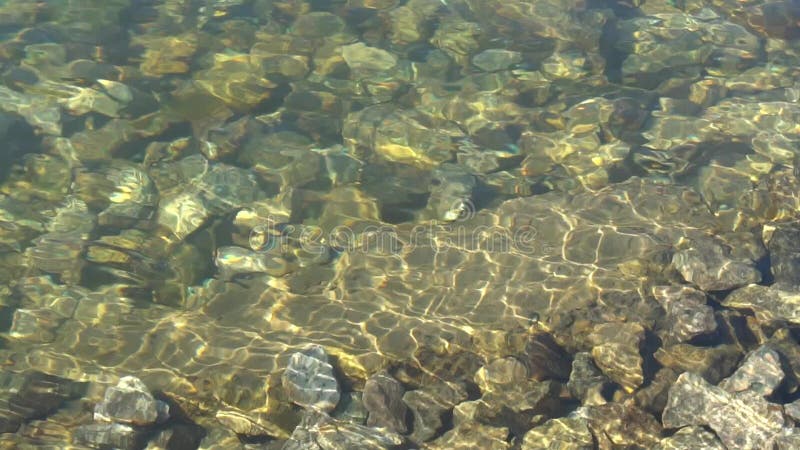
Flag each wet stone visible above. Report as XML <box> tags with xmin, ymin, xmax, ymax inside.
<box><xmin>281</xmin><ymin>409</ymin><xmax>403</xmax><ymax>450</ymax></box>
<box><xmin>0</xmin><ymin>371</ymin><xmax>85</xmax><ymax>434</ymax></box>
<box><xmin>652</xmin><ymin>285</ymin><xmax>717</xmax><ymax>344</ymax></box>
<box><xmin>73</xmin><ymin>423</ymin><xmax>151</xmax><ymax>450</ymax></box>
<box><xmin>472</xmin><ymin>49</ymin><xmax>522</xmax><ymax>72</ymax></box>
<box><xmin>574</xmin><ymin>402</ymin><xmax>662</xmax><ymax>448</ymax></box>
<box><xmin>766</xmin><ymin>221</ymin><xmax>800</xmax><ymax>289</ymax></box>
<box><xmin>402</xmin><ymin>381</ymin><xmax>467</xmax><ymax>444</ymax></box>
<box><xmin>214</xmin><ymin>246</ymin><xmax>293</xmax><ymax>279</ymax></box>
<box><xmin>341</xmin><ymin>43</ymin><xmax>398</xmax><ymax>75</ymax></box>
<box><xmin>785</xmin><ymin>398</ymin><xmax>800</xmax><ymax>422</ymax></box>
<box><xmin>292</xmin><ymin>12</ymin><xmax>347</xmax><ymax>39</ymax></box>
<box><xmin>719</xmin><ymin>344</ymin><xmax>784</xmax><ymax>398</ymax></box>
<box><xmin>723</xmin><ymin>284</ymin><xmax>800</xmax><ymax>327</ymax></box>
<box><xmin>653</xmin><ymin>425</ymin><xmax>725</xmax><ymax>450</ymax></box>
<box><xmin>672</xmin><ymin>237</ymin><xmax>762</xmax><ymax>291</ymax></box>
<box><xmin>521</xmin><ymin>417</ymin><xmax>593</xmax><ymax>450</ymax></box>
<box><xmin>331</xmin><ymin>391</ymin><xmax>368</xmax><ymax>425</ymax></box>
<box><xmin>362</xmin><ymin>371</ymin><xmax>408</xmax><ymax>434</ymax></box>
<box><xmin>282</xmin><ymin>345</ymin><xmax>341</xmax><ymax>412</ymax></box>
<box><xmin>654</xmin><ymin>343</ymin><xmax>742</xmax><ymax>385</ymax></box>
<box><xmin>589</xmin><ymin>322</ymin><xmax>645</xmax><ymax>392</ymax></box>
<box><xmin>425</xmin><ymin>420</ymin><xmax>509</xmax><ymax>450</ymax></box>
<box><xmin>426</xmin><ymin>163</ymin><xmax>476</xmax><ymax>222</ymax></box>
<box><xmin>662</xmin><ymin>372</ymin><xmax>790</xmax><ymax>449</ymax></box>
<box><xmin>475</xmin><ymin>357</ymin><xmax>529</xmax><ymax>392</ymax></box>
<box><xmin>567</xmin><ymin>352</ymin><xmax>610</xmax><ymax>406</ymax></box>
<box><xmin>94</xmin><ymin>376</ymin><xmax>169</xmax><ymax>426</ymax></box>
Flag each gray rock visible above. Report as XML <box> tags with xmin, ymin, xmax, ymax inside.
<box><xmin>574</xmin><ymin>402</ymin><xmax>662</xmax><ymax>448</ymax></box>
<box><xmin>767</xmin><ymin>222</ymin><xmax>800</xmax><ymax>289</ymax></box>
<box><xmin>426</xmin><ymin>163</ymin><xmax>476</xmax><ymax>222</ymax></box>
<box><xmin>785</xmin><ymin>398</ymin><xmax>800</xmax><ymax>423</ymax></box>
<box><xmin>362</xmin><ymin>371</ymin><xmax>408</xmax><ymax>434</ymax></box>
<box><xmin>654</xmin><ymin>344</ymin><xmax>742</xmax><ymax>385</ymax></box>
<box><xmin>672</xmin><ymin>238</ymin><xmax>761</xmax><ymax>291</ymax></box>
<box><xmin>521</xmin><ymin>417</ymin><xmax>593</xmax><ymax>450</ymax></box>
<box><xmin>341</xmin><ymin>43</ymin><xmax>398</xmax><ymax>74</ymax></box>
<box><xmin>425</xmin><ymin>420</ymin><xmax>509</xmax><ymax>450</ymax></box>
<box><xmin>588</xmin><ymin>322</ymin><xmax>645</xmax><ymax>392</ymax></box>
<box><xmin>281</xmin><ymin>410</ymin><xmax>403</xmax><ymax>450</ymax></box>
<box><xmin>663</xmin><ymin>372</ymin><xmax>790</xmax><ymax>449</ymax></box>
<box><xmin>331</xmin><ymin>391</ymin><xmax>368</xmax><ymax>425</ymax></box>
<box><xmin>403</xmin><ymin>381</ymin><xmax>467</xmax><ymax>443</ymax></box>
<box><xmin>0</xmin><ymin>371</ymin><xmax>85</xmax><ymax>433</ymax></box>
<box><xmin>653</xmin><ymin>285</ymin><xmax>717</xmax><ymax>343</ymax></box>
<box><xmin>282</xmin><ymin>345</ymin><xmax>341</xmax><ymax>412</ymax></box>
<box><xmin>653</xmin><ymin>426</ymin><xmax>725</xmax><ymax>450</ymax></box>
<box><xmin>94</xmin><ymin>376</ymin><xmax>169</xmax><ymax>426</ymax></box>
<box><xmin>723</xmin><ymin>284</ymin><xmax>800</xmax><ymax>326</ymax></box>
<box><xmin>472</xmin><ymin>49</ymin><xmax>522</xmax><ymax>72</ymax></box>
<box><xmin>775</xmin><ymin>429</ymin><xmax>800</xmax><ymax>450</ymax></box>
<box><xmin>73</xmin><ymin>423</ymin><xmax>151</xmax><ymax>450</ymax></box>
<box><xmin>567</xmin><ymin>352</ymin><xmax>610</xmax><ymax>406</ymax></box>
<box><xmin>474</xmin><ymin>357</ymin><xmax>529</xmax><ymax>392</ymax></box>
<box><xmin>719</xmin><ymin>345</ymin><xmax>784</xmax><ymax>397</ymax></box>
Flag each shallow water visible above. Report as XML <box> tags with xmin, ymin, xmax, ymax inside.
<box><xmin>1</xmin><ymin>0</ymin><xmax>800</xmax><ymax>448</ymax></box>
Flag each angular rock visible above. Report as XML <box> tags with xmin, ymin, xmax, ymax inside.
<box><xmin>767</xmin><ymin>222</ymin><xmax>800</xmax><ymax>289</ymax></box>
<box><xmin>362</xmin><ymin>371</ymin><xmax>408</xmax><ymax>434</ymax></box>
<box><xmin>653</xmin><ymin>426</ymin><xmax>725</xmax><ymax>450</ymax></box>
<box><xmin>785</xmin><ymin>398</ymin><xmax>800</xmax><ymax>422</ymax></box>
<box><xmin>73</xmin><ymin>423</ymin><xmax>152</xmax><ymax>450</ymax></box>
<box><xmin>719</xmin><ymin>344</ymin><xmax>784</xmax><ymax>397</ymax></box>
<box><xmin>652</xmin><ymin>285</ymin><xmax>717</xmax><ymax>344</ymax></box>
<box><xmin>589</xmin><ymin>322</ymin><xmax>645</xmax><ymax>392</ymax></box>
<box><xmin>0</xmin><ymin>371</ymin><xmax>85</xmax><ymax>433</ymax></box>
<box><xmin>282</xmin><ymin>345</ymin><xmax>341</xmax><ymax>412</ymax></box>
<box><xmin>94</xmin><ymin>376</ymin><xmax>169</xmax><ymax>426</ymax></box>
<box><xmin>663</xmin><ymin>372</ymin><xmax>790</xmax><ymax>449</ymax></box>
<box><xmin>654</xmin><ymin>344</ymin><xmax>742</xmax><ymax>385</ymax></box>
<box><xmin>474</xmin><ymin>357</ymin><xmax>529</xmax><ymax>392</ymax></box>
<box><xmin>521</xmin><ymin>417</ymin><xmax>593</xmax><ymax>450</ymax></box>
<box><xmin>281</xmin><ymin>410</ymin><xmax>403</xmax><ymax>450</ymax></box>
<box><xmin>723</xmin><ymin>284</ymin><xmax>800</xmax><ymax>326</ymax></box>
<box><xmin>672</xmin><ymin>238</ymin><xmax>761</xmax><ymax>291</ymax></box>
<box><xmin>425</xmin><ymin>420</ymin><xmax>509</xmax><ymax>450</ymax></box>
<box><xmin>472</xmin><ymin>49</ymin><xmax>522</xmax><ymax>72</ymax></box>
<box><xmin>332</xmin><ymin>391</ymin><xmax>368</xmax><ymax>425</ymax></box>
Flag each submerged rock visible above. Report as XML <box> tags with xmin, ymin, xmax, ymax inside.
<box><xmin>567</xmin><ymin>352</ymin><xmax>610</xmax><ymax>406</ymax></box>
<box><xmin>653</xmin><ymin>425</ymin><xmax>725</xmax><ymax>450</ymax></box>
<box><xmin>653</xmin><ymin>285</ymin><xmax>717</xmax><ymax>344</ymax></box>
<box><xmin>73</xmin><ymin>422</ymin><xmax>151</xmax><ymax>450</ymax></box>
<box><xmin>362</xmin><ymin>371</ymin><xmax>408</xmax><ymax>434</ymax></box>
<box><xmin>723</xmin><ymin>284</ymin><xmax>800</xmax><ymax>327</ymax></box>
<box><xmin>521</xmin><ymin>417</ymin><xmax>593</xmax><ymax>450</ymax></box>
<box><xmin>93</xmin><ymin>376</ymin><xmax>169</xmax><ymax>426</ymax></box>
<box><xmin>672</xmin><ymin>237</ymin><xmax>762</xmax><ymax>291</ymax></box>
<box><xmin>589</xmin><ymin>322</ymin><xmax>645</xmax><ymax>392</ymax></box>
<box><xmin>766</xmin><ymin>222</ymin><xmax>800</xmax><ymax>289</ymax></box>
<box><xmin>282</xmin><ymin>409</ymin><xmax>403</xmax><ymax>450</ymax></box>
<box><xmin>662</xmin><ymin>371</ymin><xmax>791</xmax><ymax>449</ymax></box>
<box><xmin>282</xmin><ymin>345</ymin><xmax>341</xmax><ymax>412</ymax></box>
<box><xmin>719</xmin><ymin>344</ymin><xmax>784</xmax><ymax>398</ymax></box>
<box><xmin>403</xmin><ymin>381</ymin><xmax>467</xmax><ymax>443</ymax></box>
<box><xmin>0</xmin><ymin>371</ymin><xmax>85</xmax><ymax>434</ymax></box>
